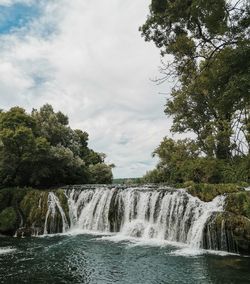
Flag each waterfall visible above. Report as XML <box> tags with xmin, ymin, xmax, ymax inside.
<box><xmin>50</xmin><ymin>185</ymin><xmax>225</xmax><ymax>250</ymax></box>
<box><xmin>44</xmin><ymin>192</ymin><xmax>69</xmax><ymax>234</ymax></box>
<box><xmin>202</xmin><ymin>212</ymin><xmax>238</xmax><ymax>253</ymax></box>
<box><xmin>40</xmin><ymin>186</ymin><xmax>234</xmax><ymax>251</ymax></box>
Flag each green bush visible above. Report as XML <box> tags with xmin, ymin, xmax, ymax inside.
<box><xmin>226</xmin><ymin>192</ymin><xmax>250</xmax><ymax>218</ymax></box>
<box><xmin>0</xmin><ymin>105</ymin><xmax>113</xmax><ymax>187</ymax></box>
<box><xmin>0</xmin><ymin>207</ymin><xmax>17</xmax><ymax>233</ymax></box>
<box><xmin>142</xmin><ymin>135</ymin><xmax>250</xmax><ymax>185</ymax></box>
<box><xmin>89</xmin><ymin>163</ymin><xmax>113</xmax><ymax>184</ymax></box>
<box><xmin>20</xmin><ymin>190</ymin><xmax>48</xmax><ymax>228</ymax></box>
<box><xmin>185</xmin><ymin>183</ymin><xmax>243</xmax><ymax>202</ymax></box>
<box><xmin>142</xmin><ymin>143</ymin><xmax>250</xmax><ymax>185</ymax></box>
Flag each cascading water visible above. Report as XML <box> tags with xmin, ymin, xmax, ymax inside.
<box><xmin>44</xmin><ymin>192</ymin><xmax>69</xmax><ymax>234</ymax></box>
<box><xmin>202</xmin><ymin>211</ymin><xmax>239</xmax><ymax>253</ymax></box>
<box><xmin>45</xmin><ymin>185</ymin><xmax>226</xmax><ymax>251</ymax></box>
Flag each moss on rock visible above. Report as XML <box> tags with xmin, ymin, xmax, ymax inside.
<box><xmin>0</xmin><ymin>187</ymin><xmax>29</xmax><ymax>210</ymax></box>
<box><xmin>0</xmin><ymin>189</ymin><xmax>12</xmax><ymax>211</ymax></box>
<box><xmin>55</xmin><ymin>188</ymin><xmax>69</xmax><ymax>223</ymax></box>
<box><xmin>184</xmin><ymin>183</ymin><xmax>244</xmax><ymax>202</ymax></box>
<box><xmin>0</xmin><ymin>187</ymin><xmax>70</xmax><ymax>235</ymax></box>
<box><xmin>225</xmin><ymin>191</ymin><xmax>250</xmax><ymax>219</ymax></box>
<box><xmin>206</xmin><ymin>211</ymin><xmax>250</xmax><ymax>255</ymax></box>
<box><xmin>0</xmin><ymin>207</ymin><xmax>17</xmax><ymax>233</ymax></box>
<box><xmin>20</xmin><ymin>190</ymin><xmax>48</xmax><ymax>228</ymax></box>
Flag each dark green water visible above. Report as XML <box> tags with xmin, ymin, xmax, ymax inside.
<box><xmin>0</xmin><ymin>234</ymin><xmax>250</xmax><ymax>284</ymax></box>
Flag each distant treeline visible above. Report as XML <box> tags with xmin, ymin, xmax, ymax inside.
<box><xmin>0</xmin><ymin>104</ymin><xmax>114</xmax><ymax>187</ymax></box>
<box><xmin>112</xmin><ymin>178</ymin><xmax>141</xmax><ymax>185</ymax></box>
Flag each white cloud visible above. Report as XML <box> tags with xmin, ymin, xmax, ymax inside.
<box><xmin>0</xmin><ymin>0</ymin><xmax>173</xmax><ymax>178</ymax></box>
<box><xmin>0</xmin><ymin>0</ymin><xmax>34</xmax><ymax>6</ymax></box>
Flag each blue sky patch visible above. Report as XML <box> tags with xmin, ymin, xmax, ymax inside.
<box><xmin>0</xmin><ymin>3</ymin><xmax>40</xmax><ymax>34</ymax></box>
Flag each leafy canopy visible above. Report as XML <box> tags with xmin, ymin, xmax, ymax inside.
<box><xmin>0</xmin><ymin>104</ymin><xmax>113</xmax><ymax>187</ymax></box>
<box><xmin>141</xmin><ymin>0</ymin><xmax>250</xmax><ymax>184</ymax></box>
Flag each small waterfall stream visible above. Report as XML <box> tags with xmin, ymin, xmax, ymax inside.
<box><xmin>43</xmin><ymin>185</ymin><xmax>227</xmax><ymax>251</ymax></box>
<box><xmin>44</xmin><ymin>192</ymin><xmax>69</xmax><ymax>234</ymax></box>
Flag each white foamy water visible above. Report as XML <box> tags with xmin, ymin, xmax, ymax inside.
<box><xmin>44</xmin><ymin>192</ymin><xmax>69</xmax><ymax>234</ymax></box>
<box><xmin>58</xmin><ymin>186</ymin><xmax>226</xmax><ymax>250</ymax></box>
<box><xmin>0</xmin><ymin>247</ymin><xmax>16</xmax><ymax>255</ymax></box>
<box><xmin>169</xmin><ymin>248</ymin><xmax>240</xmax><ymax>257</ymax></box>
<box><xmin>37</xmin><ymin>185</ymin><xmax>237</xmax><ymax>253</ymax></box>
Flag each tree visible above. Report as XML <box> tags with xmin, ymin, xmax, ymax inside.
<box><xmin>0</xmin><ymin>105</ymin><xmax>113</xmax><ymax>187</ymax></box>
<box><xmin>151</xmin><ymin>138</ymin><xmax>201</xmax><ymax>183</ymax></box>
<box><xmin>0</xmin><ymin>108</ymin><xmax>38</xmax><ymax>186</ymax></box>
<box><xmin>140</xmin><ymin>0</ymin><xmax>249</xmax><ymax>159</ymax></box>
<box><xmin>89</xmin><ymin>163</ymin><xmax>113</xmax><ymax>184</ymax></box>
<box><xmin>165</xmin><ymin>46</ymin><xmax>250</xmax><ymax>159</ymax></box>
<box><xmin>140</xmin><ymin>1</ymin><xmax>249</xmax><ymax>183</ymax></box>
<box><xmin>140</xmin><ymin>0</ymin><xmax>249</xmax><ymax>80</ymax></box>
<box><xmin>142</xmin><ymin>137</ymin><xmax>250</xmax><ymax>184</ymax></box>
<box><xmin>31</xmin><ymin>104</ymin><xmax>76</xmax><ymax>151</ymax></box>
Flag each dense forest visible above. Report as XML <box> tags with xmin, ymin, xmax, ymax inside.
<box><xmin>0</xmin><ymin>104</ymin><xmax>113</xmax><ymax>187</ymax></box>
<box><xmin>141</xmin><ymin>0</ymin><xmax>250</xmax><ymax>184</ymax></box>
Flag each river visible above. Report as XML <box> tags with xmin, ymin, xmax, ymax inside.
<box><xmin>1</xmin><ymin>233</ymin><xmax>250</xmax><ymax>283</ymax></box>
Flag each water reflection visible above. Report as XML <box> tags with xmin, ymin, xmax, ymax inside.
<box><xmin>206</xmin><ymin>255</ymin><xmax>250</xmax><ymax>283</ymax></box>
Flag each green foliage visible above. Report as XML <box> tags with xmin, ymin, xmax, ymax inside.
<box><xmin>226</xmin><ymin>192</ymin><xmax>250</xmax><ymax>219</ymax></box>
<box><xmin>0</xmin><ymin>207</ymin><xmax>17</xmax><ymax>233</ymax></box>
<box><xmin>209</xmin><ymin>211</ymin><xmax>250</xmax><ymax>255</ymax></box>
<box><xmin>141</xmin><ymin>1</ymin><xmax>249</xmax><ymax>184</ymax></box>
<box><xmin>185</xmin><ymin>183</ymin><xmax>243</xmax><ymax>202</ymax></box>
<box><xmin>143</xmin><ymin>168</ymin><xmax>168</xmax><ymax>184</ymax></box>
<box><xmin>0</xmin><ymin>104</ymin><xmax>113</xmax><ymax>187</ymax></box>
<box><xmin>165</xmin><ymin>47</ymin><xmax>250</xmax><ymax>159</ymax></box>
<box><xmin>0</xmin><ymin>188</ymin><xmax>12</xmax><ymax>211</ymax></box>
<box><xmin>0</xmin><ymin>187</ymin><xmax>28</xmax><ymax>211</ymax></box>
<box><xmin>0</xmin><ymin>187</ymin><xmax>70</xmax><ymax>233</ymax></box>
<box><xmin>20</xmin><ymin>190</ymin><xmax>48</xmax><ymax>227</ymax></box>
<box><xmin>89</xmin><ymin>163</ymin><xmax>113</xmax><ymax>184</ymax></box>
<box><xmin>140</xmin><ymin>0</ymin><xmax>248</xmax><ymax>70</ymax></box>
<box><xmin>0</xmin><ymin>107</ymin><xmax>36</xmax><ymax>131</ymax></box>
<box><xmin>143</xmin><ymin>138</ymin><xmax>214</xmax><ymax>183</ymax></box>
<box><xmin>142</xmin><ymin>138</ymin><xmax>250</xmax><ymax>184</ymax></box>
<box><xmin>113</xmin><ymin>178</ymin><xmax>142</xmax><ymax>185</ymax></box>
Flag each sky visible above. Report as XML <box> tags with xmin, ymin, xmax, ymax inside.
<box><xmin>0</xmin><ymin>0</ymin><xmax>173</xmax><ymax>178</ymax></box>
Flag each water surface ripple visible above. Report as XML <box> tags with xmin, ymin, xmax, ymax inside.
<box><xmin>0</xmin><ymin>234</ymin><xmax>250</xmax><ymax>284</ymax></box>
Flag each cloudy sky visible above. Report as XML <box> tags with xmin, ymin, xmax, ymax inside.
<box><xmin>0</xmin><ymin>0</ymin><xmax>173</xmax><ymax>178</ymax></box>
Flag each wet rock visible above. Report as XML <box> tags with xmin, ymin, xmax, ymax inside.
<box><xmin>15</xmin><ymin>227</ymin><xmax>43</xmax><ymax>237</ymax></box>
<box><xmin>0</xmin><ymin>207</ymin><xmax>17</xmax><ymax>235</ymax></box>
<box><xmin>203</xmin><ymin>212</ymin><xmax>250</xmax><ymax>255</ymax></box>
